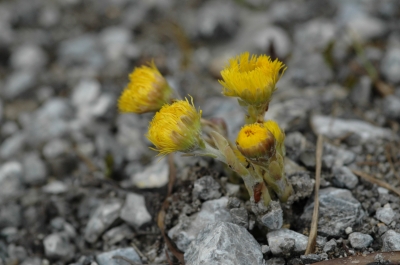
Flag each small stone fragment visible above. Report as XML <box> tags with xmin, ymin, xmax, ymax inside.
<box><xmin>376</xmin><ymin>205</ymin><xmax>395</xmax><ymax>225</ymax></box>
<box><xmin>382</xmin><ymin>230</ymin><xmax>400</xmax><ymax>251</ymax></box>
<box><xmin>323</xmin><ymin>239</ymin><xmax>337</xmax><ymax>253</ymax></box>
<box><xmin>230</xmin><ymin>208</ymin><xmax>248</xmax><ymax>228</ymax></box>
<box><xmin>192</xmin><ymin>175</ymin><xmax>221</xmax><ymax>201</ymax></box>
<box><xmin>120</xmin><ymin>193</ymin><xmax>152</xmax><ymax>229</ymax></box>
<box><xmin>261</xmin><ymin>244</ymin><xmax>270</xmax><ymax>254</ymax></box>
<box><xmin>345</xmin><ymin>227</ymin><xmax>353</xmax><ymax>234</ymax></box>
<box><xmin>43</xmin><ymin>232</ymin><xmax>75</xmax><ymax>261</ymax></box>
<box><xmin>267</xmin><ymin>229</ymin><xmax>308</xmax><ymax>255</ymax></box>
<box><xmin>265</xmin><ymin>257</ymin><xmax>286</xmax><ymax>265</ymax></box>
<box><xmin>131</xmin><ymin>159</ymin><xmax>169</xmax><ymax>188</ymax></box>
<box><xmin>348</xmin><ymin>232</ymin><xmax>373</xmax><ymax>249</ymax></box>
<box><xmin>102</xmin><ymin>224</ymin><xmax>133</xmax><ymax>245</ymax></box>
<box><xmin>184</xmin><ymin>222</ymin><xmax>263</xmax><ymax>265</ymax></box>
<box><xmin>260</xmin><ymin>201</ymin><xmax>283</xmax><ymax>230</ymax></box>
<box><xmin>300</xmin><ymin>254</ymin><xmax>322</xmax><ymax>264</ymax></box>
<box><xmin>332</xmin><ymin>166</ymin><xmax>359</xmax><ymax>189</ymax></box>
<box><xmin>96</xmin><ymin>248</ymin><xmax>141</xmax><ymax>265</ymax></box>
<box><xmin>84</xmin><ymin>200</ymin><xmax>122</xmax><ymax>243</ymax></box>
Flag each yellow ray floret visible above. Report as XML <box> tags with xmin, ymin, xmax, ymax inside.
<box><xmin>146</xmin><ymin>98</ymin><xmax>203</xmax><ymax>156</ymax></box>
<box><xmin>118</xmin><ymin>63</ymin><xmax>172</xmax><ymax>113</ymax></box>
<box><xmin>219</xmin><ymin>52</ymin><xmax>286</xmax><ymax>106</ymax></box>
<box><xmin>264</xmin><ymin>120</ymin><xmax>285</xmax><ymax>156</ymax></box>
<box><xmin>236</xmin><ymin>123</ymin><xmax>276</xmax><ymax>159</ymax></box>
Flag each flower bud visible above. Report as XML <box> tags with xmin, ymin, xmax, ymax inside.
<box><xmin>146</xmin><ymin>98</ymin><xmax>203</xmax><ymax>156</ymax></box>
<box><xmin>264</xmin><ymin>120</ymin><xmax>285</xmax><ymax>156</ymax></box>
<box><xmin>236</xmin><ymin>123</ymin><xmax>276</xmax><ymax>159</ymax></box>
<box><xmin>118</xmin><ymin>62</ymin><xmax>173</xmax><ymax>114</ymax></box>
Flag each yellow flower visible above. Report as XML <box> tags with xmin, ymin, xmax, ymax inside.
<box><xmin>219</xmin><ymin>52</ymin><xmax>286</xmax><ymax>106</ymax></box>
<box><xmin>264</xmin><ymin>120</ymin><xmax>285</xmax><ymax>155</ymax></box>
<box><xmin>146</xmin><ymin>98</ymin><xmax>203</xmax><ymax>156</ymax></box>
<box><xmin>236</xmin><ymin>123</ymin><xmax>276</xmax><ymax>159</ymax></box>
<box><xmin>118</xmin><ymin>63</ymin><xmax>173</xmax><ymax>113</ymax></box>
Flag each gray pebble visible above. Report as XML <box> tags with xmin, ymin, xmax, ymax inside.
<box><xmin>382</xmin><ymin>230</ymin><xmax>400</xmax><ymax>251</ymax></box>
<box><xmin>10</xmin><ymin>44</ymin><xmax>47</xmax><ymax>70</ymax></box>
<box><xmin>43</xmin><ymin>232</ymin><xmax>75</xmax><ymax>261</ymax></box>
<box><xmin>3</xmin><ymin>70</ymin><xmax>36</xmax><ymax>99</ymax></box>
<box><xmin>348</xmin><ymin>232</ymin><xmax>373</xmax><ymax>249</ymax></box>
<box><xmin>332</xmin><ymin>166</ymin><xmax>359</xmax><ymax>190</ymax></box>
<box><xmin>193</xmin><ymin>176</ymin><xmax>221</xmax><ymax>201</ymax></box>
<box><xmin>230</xmin><ymin>208</ymin><xmax>248</xmax><ymax>228</ymax></box>
<box><xmin>22</xmin><ymin>152</ymin><xmax>47</xmax><ymax>185</ymax></box>
<box><xmin>184</xmin><ymin>222</ymin><xmax>263</xmax><ymax>265</ymax></box>
<box><xmin>96</xmin><ymin>248</ymin><xmax>141</xmax><ymax>265</ymax></box>
<box><xmin>381</xmin><ymin>47</ymin><xmax>400</xmax><ymax>84</ymax></box>
<box><xmin>84</xmin><ymin>199</ymin><xmax>122</xmax><ymax>243</ymax></box>
<box><xmin>267</xmin><ymin>229</ymin><xmax>308</xmax><ymax>255</ymax></box>
<box><xmin>323</xmin><ymin>239</ymin><xmax>337</xmax><ymax>253</ymax></box>
<box><xmin>260</xmin><ymin>201</ymin><xmax>283</xmax><ymax>230</ymax></box>
<box><xmin>120</xmin><ymin>193</ymin><xmax>152</xmax><ymax>229</ymax></box>
<box><xmin>265</xmin><ymin>257</ymin><xmax>286</xmax><ymax>265</ymax></box>
<box><xmin>376</xmin><ymin>205</ymin><xmax>395</xmax><ymax>225</ymax></box>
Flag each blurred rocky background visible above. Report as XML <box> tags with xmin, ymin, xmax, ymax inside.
<box><xmin>1</xmin><ymin>0</ymin><xmax>400</xmax><ymax>264</ymax></box>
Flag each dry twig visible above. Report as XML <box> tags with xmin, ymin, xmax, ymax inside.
<box><xmin>305</xmin><ymin>134</ymin><xmax>323</xmax><ymax>254</ymax></box>
<box><xmin>157</xmin><ymin>154</ymin><xmax>185</xmax><ymax>264</ymax></box>
<box><xmin>352</xmin><ymin>169</ymin><xmax>400</xmax><ymax>197</ymax></box>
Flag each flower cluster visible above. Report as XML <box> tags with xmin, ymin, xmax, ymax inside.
<box><xmin>118</xmin><ymin>52</ymin><xmax>291</xmax><ymax>206</ymax></box>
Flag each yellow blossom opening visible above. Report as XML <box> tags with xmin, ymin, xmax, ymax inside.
<box><xmin>236</xmin><ymin>123</ymin><xmax>276</xmax><ymax>159</ymax></box>
<box><xmin>118</xmin><ymin>63</ymin><xmax>173</xmax><ymax>113</ymax></box>
<box><xmin>146</xmin><ymin>98</ymin><xmax>203</xmax><ymax>156</ymax></box>
<box><xmin>219</xmin><ymin>52</ymin><xmax>286</xmax><ymax>106</ymax></box>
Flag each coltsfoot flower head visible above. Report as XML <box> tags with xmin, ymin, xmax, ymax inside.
<box><xmin>264</xmin><ymin>120</ymin><xmax>285</xmax><ymax>155</ymax></box>
<box><xmin>146</xmin><ymin>98</ymin><xmax>203</xmax><ymax>156</ymax></box>
<box><xmin>236</xmin><ymin>123</ymin><xmax>276</xmax><ymax>159</ymax></box>
<box><xmin>118</xmin><ymin>63</ymin><xmax>173</xmax><ymax>113</ymax></box>
<box><xmin>219</xmin><ymin>52</ymin><xmax>286</xmax><ymax>106</ymax></box>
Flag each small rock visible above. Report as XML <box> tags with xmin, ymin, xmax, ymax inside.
<box><xmin>300</xmin><ymin>254</ymin><xmax>322</xmax><ymax>263</ymax></box>
<box><xmin>227</xmin><ymin>197</ymin><xmax>241</xmax><ymax>209</ymax></box>
<box><xmin>22</xmin><ymin>152</ymin><xmax>47</xmax><ymax>185</ymax></box>
<box><xmin>0</xmin><ymin>203</ymin><xmax>21</xmax><ymax>228</ymax></box>
<box><xmin>230</xmin><ymin>208</ymin><xmax>248</xmax><ymax>228</ymax></box>
<box><xmin>345</xmin><ymin>227</ymin><xmax>353</xmax><ymax>234</ymax></box>
<box><xmin>193</xmin><ymin>176</ymin><xmax>221</xmax><ymax>201</ymax></box>
<box><xmin>260</xmin><ymin>201</ymin><xmax>283</xmax><ymax>230</ymax></box>
<box><xmin>3</xmin><ymin>70</ymin><xmax>36</xmax><ymax>99</ymax></box>
<box><xmin>294</xmin><ymin>19</ymin><xmax>336</xmax><ymax>52</ymax></box>
<box><xmin>251</xmin><ymin>26</ymin><xmax>291</xmax><ymax>58</ymax></box>
<box><xmin>267</xmin><ymin>229</ymin><xmax>308</xmax><ymax>255</ymax></box>
<box><xmin>102</xmin><ymin>224</ymin><xmax>133</xmax><ymax>245</ymax></box>
<box><xmin>381</xmin><ymin>47</ymin><xmax>400</xmax><ymax>84</ymax></box>
<box><xmin>184</xmin><ymin>222</ymin><xmax>263</xmax><ymax>265</ymax></box>
<box><xmin>226</xmin><ymin>183</ymin><xmax>240</xmax><ymax>196</ymax></box>
<box><xmin>301</xmin><ymin>187</ymin><xmax>364</xmax><ymax>237</ymax></box>
<box><xmin>265</xmin><ymin>257</ymin><xmax>286</xmax><ymax>265</ymax></box>
<box><xmin>348</xmin><ymin>232</ymin><xmax>373</xmax><ymax>249</ymax></box>
<box><xmin>96</xmin><ymin>248</ymin><xmax>141</xmax><ymax>265</ymax></box>
<box><xmin>84</xmin><ymin>199</ymin><xmax>123</xmax><ymax>243</ymax></box>
<box><xmin>168</xmin><ymin>197</ymin><xmax>232</xmax><ymax>252</ymax></box>
<box><xmin>311</xmin><ymin>115</ymin><xmax>393</xmax><ymax>141</ymax></box>
<box><xmin>20</xmin><ymin>257</ymin><xmax>42</xmax><ymax>265</ymax></box>
<box><xmin>43</xmin><ymin>139</ymin><xmax>70</xmax><ymax>159</ymax></box>
<box><xmin>42</xmin><ymin>181</ymin><xmax>68</xmax><ymax>194</ymax></box>
<box><xmin>332</xmin><ymin>166</ymin><xmax>359</xmax><ymax>189</ymax></box>
<box><xmin>43</xmin><ymin>233</ymin><xmax>74</xmax><ymax>260</ymax></box>
<box><xmin>8</xmin><ymin>244</ymin><xmax>27</xmax><ymax>261</ymax></box>
<box><xmin>376</xmin><ymin>205</ymin><xmax>395</xmax><ymax>225</ymax></box>
<box><xmin>382</xmin><ymin>230</ymin><xmax>400</xmax><ymax>251</ymax></box>
<box><xmin>347</xmin><ymin>15</ymin><xmax>386</xmax><ymax>42</ymax></box>
<box><xmin>299</xmin><ymin>150</ymin><xmax>316</xmax><ymax>168</ymax></box>
<box><xmin>0</xmin><ymin>161</ymin><xmax>23</xmax><ymax>201</ymax></box>
<box><xmin>323</xmin><ymin>239</ymin><xmax>337</xmax><ymax>253</ymax></box>
<box><xmin>382</xmin><ymin>95</ymin><xmax>400</xmax><ymax>119</ymax></box>
<box><xmin>0</xmin><ymin>133</ymin><xmax>26</xmax><ymax>159</ymax></box>
<box><xmin>120</xmin><ymin>193</ymin><xmax>151</xmax><ymax>229</ymax></box>
<box><xmin>10</xmin><ymin>44</ymin><xmax>48</xmax><ymax>70</ymax></box>
<box><xmin>71</xmin><ymin>79</ymin><xmax>101</xmax><ymax>107</ymax></box>
<box><xmin>261</xmin><ymin>245</ymin><xmax>270</xmax><ymax>254</ymax></box>
<box><xmin>131</xmin><ymin>159</ymin><xmax>169</xmax><ymax>189</ymax></box>
<box><xmin>350</xmin><ymin>76</ymin><xmax>372</xmax><ymax>108</ymax></box>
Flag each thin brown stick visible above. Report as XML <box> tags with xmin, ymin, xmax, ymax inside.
<box><xmin>352</xmin><ymin>169</ymin><xmax>400</xmax><ymax>197</ymax></box>
<box><xmin>157</xmin><ymin>153</ymin><xmax>185</xmax><ymax>264</ymax></box>
<box><xmin>312</xmin><ymin>251</ymin><xmax>400</xmax><ymax>265</ymax></box>
<box><xmin>305</xmin><ymin>134</ymin><xmax>323</xmax><ymax>255</ymax></box>
<box><xmin>385</xmin><ymin>144</ymin><xmax>400</xmax><ymax>182</ymax></box>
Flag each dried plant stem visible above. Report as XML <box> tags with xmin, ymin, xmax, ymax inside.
<box><xmin>305</xmin><ymin>134</ymin><xmax>323</xmax><ymax>255</ymax></box>
<box><xmin>352</xmin><ymin>169</ymin><xmax>400</xmax><ymax>197</ymax></box>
